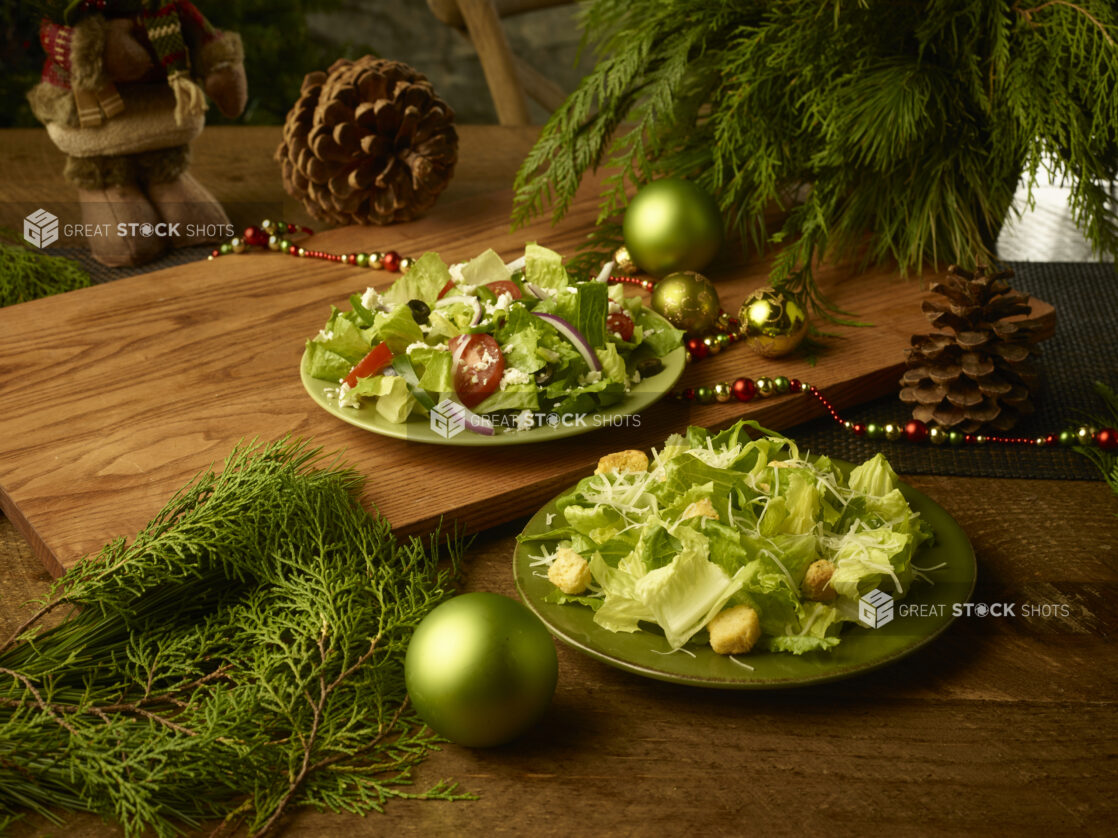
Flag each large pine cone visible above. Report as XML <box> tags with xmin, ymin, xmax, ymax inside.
<box><xmin>899</xmin><ymin>264</ymin><xmax>1046</xmax><ymax>433</ymax></box>
<box><xmin>276</xmin><ymin>57</ymin><xmax>458</xmax><ymax>226</ymax></box>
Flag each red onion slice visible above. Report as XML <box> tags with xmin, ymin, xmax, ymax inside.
<box><xmin>532</xmin><ymin>312</ymin><xmax>602</xmax><ymax>372</ymax></box>
<box><xmin>435</xmin><ymin>295</ymin><xmax>483</xmax><ymax>326</ymax></box>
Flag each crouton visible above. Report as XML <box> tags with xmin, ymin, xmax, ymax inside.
<box><xmin>802</xmin><ymin>559</ymin><xmax>837</xmax><ymax>602</ymax></box>
<box><xmin>548</xmin><ymin>547</ymin><xmax>593</xmax><ymax>595</ymax></box>
<box><xmin>681</xmin><ymin>497</ymin><xmax>719</xmax><ymax>521</ymax></box>
<box><xmin>707</xmin><ymin>605</ymin><xmax>762</xmax><ymax>655</ymax></box>
<box><xmin>595</xmin><ymin>449</ymin><xmax>649</xmax><ymax>475</ymax></box>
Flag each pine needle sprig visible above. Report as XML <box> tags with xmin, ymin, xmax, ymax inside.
<box><xmin>1072</xmin><ymin>381</ymin><xmax>1118</xmax><ymax>511</ymax></box>
<box><xmin>0</xmin><ymin>228</ymin><xmax>92</xmax><ymax>307</ymax></box>
<box><xmin>513</xmin><ymin>1</ymin><xmax>1118</xmax><ymax>316</ymax></box>
<box><xmin>0</xmin><ymin>438</ymin><xmax>472</xmax><ymax>836</ymax></box>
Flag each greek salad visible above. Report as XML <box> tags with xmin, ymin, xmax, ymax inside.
<box><xmin>519</xmin><ymin>421</ymin><xmax>939</xmax><ymax>657</ymax></box>
<box><xmin>304</xmin><ymin>244</ymin><xmax>683</xmax><ymax>434</ymax></box>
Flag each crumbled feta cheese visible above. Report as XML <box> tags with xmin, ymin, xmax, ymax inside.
<box><xmin>360</xmin><ymin>287</ymin><xmax>383</xmax><ymax>310</ymax></box>
<box><xmin>629</xmin><ymin>371</ymin><xmax>642</xmax><ymax>386</ymax></box>
<box><xmin>448</xmin><ymin>263</ymin><xmax>466</xmax><ymax>283</ymax></box>
<box><xmin>564</xmin><ymin>286</ymin><xmax>578</xmax><ymax>294</ymax></box>
<box><xmin>494</xmin><ymin>291</ymin><xmax>513</xmax><ymax>312</ymax></box>
<box><xmin>608</xmin><ymin>301</ymin><xmax>622</xmax><ymax>314</ymax></box>
<box><xmin>316</xmin><ymin>329</ymin><xmax>335</xmax><ymax>342</ymax></box>
<box><xmin>337</xmin><ymin>382</ymin><xmax>361</xmax><ymax>409</ymax></box>
<box><xmin>514</xmin><ymin>409</ymin><xmax>535</xmax><ymax>432</ymax></box>
<box><xmin>545</xmin><ymin>512</ymin><xmax>555</xmax><ymax>526</ymax></box>
<box><xmin>500</xmin><ymin>367</ymin><xmax>532</xmax><ymax>389</ymax></box>
<box><xmin>405</xmin><ymin>341</ymin><xmax>432</xmax><ymax>354</ymax></box>
<box><xmin>578</xmin><ymin>369</ymin><xmax>603</xmax><ymax>386</ymax></box>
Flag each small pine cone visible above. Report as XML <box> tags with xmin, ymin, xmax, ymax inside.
<box><xmin>276</xmin><ymin>57</ymin><xmax>458</xmax><ymax>226</ymax></box>
<box><xmin>899</xmin><ymin>264</ymin><xmax>1045</xmax><ymax>433</ymax></box>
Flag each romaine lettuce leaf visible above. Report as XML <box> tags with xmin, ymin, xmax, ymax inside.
<box><xmin>524</xmin><ymin>243</ymin><xmax>569</xmax><ymax>291</ymax></box>
<box><xmin>350</xmin><ymin>374</ymin><xmax>415</xmax><ymax>423</ymax></box>
<box><xmin>369</xmin><ymin>306</ymin><xmax>424</xmax><ymax>355</ymax></box>
<box><xmin>412</xmin><ymin>347</ymin><xmax>453</xmax><ymax>393</ymax></box>
<box><xmin>305</xmin><ymin>342</ymin><xmax>354</xmax><ymax>382</ymax></box>
<box><xmin>848</xmin><ymin>452</ymin><xmax>899</xmax><ymax>497</ymax></box>
<box><xmin>458</xmin><ymin>248</ymin><xmax>511</xmax><ymax>287</ymax></box>
<box><xmin>382</xmin><ymin>252</ymin><xmax>451</xmax><ymax>306</ymax></box>
<box><xmin>632</xmin><ymin>527</ymin><xmax>746</xmax><ymax>649</ymax></box>
<box><xmin>312</xmin><ymin>308</ymin><xmax>370</xmax><ymax>362</ymax></box>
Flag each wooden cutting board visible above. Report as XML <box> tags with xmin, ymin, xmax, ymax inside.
<box><xmin>0</xmin><ymin>180</ymin><xmax>1051</xmax><ymax>577</ymax></box>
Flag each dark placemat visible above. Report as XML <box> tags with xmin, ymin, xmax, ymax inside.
<box><xmin>53</xmin><ymin>245</ymin><xmax>214</xmax><ymax>283</ymax></box>
<box><xmin>788</xmin><ymin>261</ymin><xmax>1116</xmax><ymax>480</ymax></box>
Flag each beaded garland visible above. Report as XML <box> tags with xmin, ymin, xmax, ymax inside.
<box><xmin>608</xmin><ymin>274</ymin><xmax>1118</xmax><ymax>451</ymax></box>
<box><xmin>207</xmin><ymin>219</ymin><xmax>416</xmax><ymax>274</ymax></box>
<box><xmin>206</xmin><ymin>222</ymin><xmax>1117</xmax><ymax>452</ymax></box>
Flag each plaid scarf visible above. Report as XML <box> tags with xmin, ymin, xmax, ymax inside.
<box><xmin>39</xmin><ymin>0</ymin><xmax>218</xmax><ymax>127</ymax></box>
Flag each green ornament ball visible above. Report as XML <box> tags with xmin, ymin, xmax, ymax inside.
<box><xmin>404</xmin><ymin>592</ymin><xmax>558</xmax><ymax>748</ymax></box>
<box><xmin>650</xmin><ymin>271</ymin><xmax>721</xmax><ymax>336</ymax></box>
<box><xmin>622</xmin><ymin>178</ymin><xmax>723</xmax><ymax>277</ymax></box>
<box><xmin>738</xmin><ymin>286</ymin><xmax>809</xmax><ymax>358</ymax></box>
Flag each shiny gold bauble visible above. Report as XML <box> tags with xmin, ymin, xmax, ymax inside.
<box><xmin>612</xmin><ymin>245</ymin><xmax>638</xmax><ymax>275</ymax></box>
<box><xmin>737</xmin><ymin>287</ymin><xmax>809</xmax><ymax>358</ymax></box>
<box><xmin>650</xmin><ymin>271</ymin><xmax>721</xmax><ymax>336</ymax></box>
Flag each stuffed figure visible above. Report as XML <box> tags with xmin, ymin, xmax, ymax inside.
<box><xmin>27</xmin><ymin>0</ymin><xmax>247</xmax><ymax>267</ymax></box>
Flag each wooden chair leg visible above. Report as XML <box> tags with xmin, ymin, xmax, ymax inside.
<box><xmin>455</xmin><ymin>0</ymin><xmax>531</xmax><ymax>125</ymax></box>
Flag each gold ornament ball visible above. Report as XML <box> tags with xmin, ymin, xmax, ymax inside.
<box><xmin>738</xmin><ymin>287</ymin><xmax>809</xmax><ymax>358</ymax></box>
<box><xmin>650</xmin><ymin>271</ymin><xmax>721</xmax><ymax>336</ymax></box>
<box><xmin>613</xmin><ymin>245</ymin><xmax>638</xmax><ymax>275</ymax></box>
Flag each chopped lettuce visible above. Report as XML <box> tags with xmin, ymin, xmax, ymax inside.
<box><xmin>381</xmin><ymin>251</ymin><xmax>451</xmax><ymax>306</ymax></box>
<box><xmin>458</xmin><ymin>248</ymin><xmax>511</xmax><ymax>287</ymax></box>
<box><xmin>520</xmin><ymin>420</ymin><xmax>936</xmax><ymax>658</ymax></box>
<box><xmin>306</xmin><ymin>243</ymin><xmax>683</xmax><ymax>427</ymax></box>
<box><xmin>524</xmin><ymin>243</ymin><xmax>569</xmax><ymax>291</ymax></box>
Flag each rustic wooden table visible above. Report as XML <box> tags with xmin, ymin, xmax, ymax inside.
<box><xmin>1</xmin><ymin>126</ymin><xmax>1116</xmax><ymax>836</ymax></box>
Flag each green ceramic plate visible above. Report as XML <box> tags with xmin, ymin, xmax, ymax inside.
<box><xmin>300</xmin><ymin>310</ymin><xmax>686</xmax><ymax>446</ymax></box>
<box><xmin>513</xmin><ymin>470</ymin><xmax>977</xmax><ymax>688</ymax></box>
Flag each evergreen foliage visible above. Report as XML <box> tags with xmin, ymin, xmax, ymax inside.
<box><xmin>1074</xmin><ymin>381</ymin><xmax>1118</xmax><ymax>509</ymax></box>
<box><xmin>0</xmin><ymin>439</ymin><xmax>469</xmax><ymax>836</ymax></box>
<box><xmin>0</xmin><ymin>228</ymin><xmax>92</xmax><ymax>306</ymax></box>
<box><xmin>512</xmin><ymin>1</ymin><xmax>1118</xmax><ymax>314</ymax></box>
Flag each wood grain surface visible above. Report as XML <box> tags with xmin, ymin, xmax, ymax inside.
<box><xmin>0</xmin><ymin>126</ymin><xmax>1113</xmax><ymax>837</ymax></box>
<box><xmin>1</xmin><ymin>128</ymin><xmax>1056</xmax><ymax>579</ymax></box>
<box><xmin>3</xmin><ymin>475</ymin><xmax>1116</xmax><ymax>837</ymax></box>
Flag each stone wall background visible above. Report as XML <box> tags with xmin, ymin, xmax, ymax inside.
<box><xmin>307</xmin><ymin>1</ymin><xmax>595</xmax><ymax>124</ymax></box>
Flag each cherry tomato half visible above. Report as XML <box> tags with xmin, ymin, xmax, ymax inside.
<box><xmin>343</xmin><ymin>342</ymin><xmax>393</xmax><ymax>388</ymax></box>
<box><xmin>606</xmin><ymin>312</ymin><xmax>635</xmax><ymax>342</ymax></box>
<box><xmin>485</xmin><ymin>280</ymin><xmax>522</xmax><ymax>300</ymax></box>
<box><xmin>450</xmin><ymin>333</ymin><xmax>505</xmax><ymax>410</ymax></box>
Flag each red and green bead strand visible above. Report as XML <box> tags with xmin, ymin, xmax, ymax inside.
<box><xmin>674</xmin><ymin>375</ymin><xmax>1118</xmax><ymax>451</ymax></box>
<box><xmin>207</xmin><ymin>220</ymin><xmax>415</xmax><ymax>273</ymax></box>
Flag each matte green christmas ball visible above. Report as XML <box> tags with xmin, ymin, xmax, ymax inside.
<box><xmin>404</xmin><ymin>593</ymin><xmax>558</xmax><ymax>748</ymax></box>
<box><xmin>650</xmin><ymin>271</ymin><xmax>721</xmax><ymax>336</ymax></box>
<box><xmin>622</xmin><ymin>178</ymin><xmax>723</xmax><ymax>276</ymax></box>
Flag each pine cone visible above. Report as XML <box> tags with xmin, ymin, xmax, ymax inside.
<box><xmin>899</xmin><ymin>264</ymin><xmax>1045</xmax><ymax>433</ymax></box>
<box><xmin>276</xmin><ymin>57</ymin><xmax>458</xmax><ymax>226</ymax></box>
